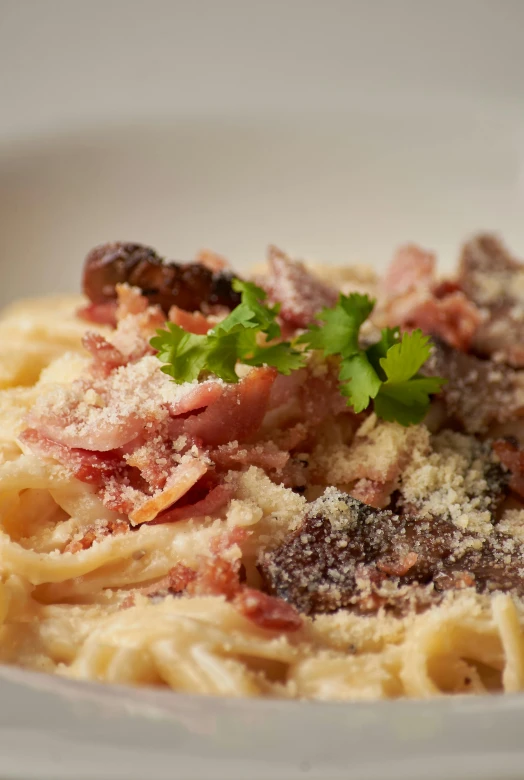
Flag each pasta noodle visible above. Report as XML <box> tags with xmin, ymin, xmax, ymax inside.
<box><xmin>2</xmin><ymin>238</ymin><xmax>524</xmax><ymax>703</ymax></box>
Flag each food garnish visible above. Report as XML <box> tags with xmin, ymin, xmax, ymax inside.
<box><xmin>153</xmin><ymin>286</ymin><xmax>445</xmax><ymax>425</ymax></box>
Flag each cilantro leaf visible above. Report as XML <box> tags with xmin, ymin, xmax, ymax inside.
<box><xmin>300</xmin><ymin>297</ymin><xmax>445</xmax><ymax>423</ymax></box>
<box><xmin>378</xmin><ymin>329</ymin><xmax>433</xmax><ymax>383</ymax></box>
<box><xmin>374</xmin><ymin>377</ymin><xmax>446</xmax><ymax>425</ymax></box>
<box><xmin>228</xmin><ymin>279</ymin><xmax>281</xmax><ymax>340</ymax></box>
<box><xmin>151</xmin><ymin>279</ymin><xmax>306</xmax><ymax>383</ymax></box>
<box><xmin>150</xmin><ymin>325</ymin><xmax>210</xmax><ymax>383</ymax></box>
<box><xmin>372</xmin><ymin>330</ymin><xmax>447</xmax><ymax>425</ymax></box>
<box><xmin>152</xmin><ymin>273</ymin><xmax>445</xmax><ymax>426</ymax></box>
<box><xmin>243</xmin><ymin>342</ymin><xmax>306</xmax><ymax>374</ymax></box>
<box><xmin>339</xmin><ymin>353</ymin><xmax>382</xmax><ymax>413</ymax></box>
<box><xmin>205</xmin><ymin>329</ymin><xmax>245</xmax><ymax>383</ymax></box>
<box><xmin>297</xmin><ymin>293</ymin><xmax>375</xmax><ymax>357</ymax></box>
<box><xmin>365</xmin><ymin>326</ymin><xmax>400</xmax><ymax>377</ymax></box>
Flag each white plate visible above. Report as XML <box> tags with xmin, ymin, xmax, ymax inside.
<box><xmin>1</xmin><ymin>663</ymin><xmax>524</xmax><ymax>780</ymax></box>
<box><xmin>2</xmin><ymin>3</ymin><xmax>524</xmax><ymax>778</ymax></box>
<box><xmin>1</xmin><ymin>115</ymin><xmax>524</xmax><ymax>309</ymax></box>
<box><xmin>1</xmin><ymin>115</ymin><xmax>524</xmax><ymax>780</ymax></box>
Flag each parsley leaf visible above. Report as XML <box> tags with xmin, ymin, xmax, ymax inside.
<box><xmin>152</xmin><ymin>272</ymin><xmax>445</xmax><ymax>426</ymax></box>
<box><xmin>297</xmin><ymin>293</ymin><xmax>375</xmax><ymax>357</ymax></box>
<box><xmin>372</xmin><ymin>330</ymin><xmax>447</xmax><ymax>425</ymax></box>
<box><xmin>374</xmin><ymin>376</ymin><xmax>446</xmax><ymax>425</ymax></box>
<box><xmin>339</xmin><ymin>353</ymin><xmax>382</xmax><ymax>413</ymax></box>
<box><xmin>151</xmin><ymin>279</ymin><xmax>306</xmax><ymax>383</ymax></box>
<box><xmin>378</xmin><ymin>329</ymin><xmax>433</xmax><ymax>383</ymax></box>
<box><xmin>150</xmin><ymin>325</ymin><xmax>211</xmax><ymax>383</ymax></box>
<box><xmin>365</xmin><ymin>326</ymin><xmax>400</xmax><ymax>376</ymax></box>
<box><xmin>229</xmin><ymin>279</ymin><xmax>281</xmax><ymax>340</ymax></box>
<box><xmin>300</xmin><ymin>298</ymin><xmax>445</xmax><ymax>424</ymax></box>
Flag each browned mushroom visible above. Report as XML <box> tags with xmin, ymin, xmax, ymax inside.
<box><xmin>82</xmin><ymin>241</ymin><xmax>241</xmax><ymax>314</ymax></box>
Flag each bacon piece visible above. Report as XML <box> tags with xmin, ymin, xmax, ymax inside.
<box><xmin>64</xmin><ymin>529</ymin><xmax>97</xmax><ymax>554</ymax></box>
<box><xmin>124</xmin><ymin>432</ymin><xmax>181</xmax><ymax>491</ymax></box>
<box><xmin>403</xmin><ymin>292</ymin><xmax>481</xmax><ymax>352</ymax></box>
<box><xmin>492</xmin><ymin>439</ymin><xmax>524</xmax><ymax>499</ymax></box>
<box><xmin>376</xmin><ymin>551</ymin><xmax>419</xmax><ymax>577</ymax></box>
<box><xmin>64</xmin><ymin>518</ymin><xmax>129</xmax><ymax>553</ymax></box>
<box><xmin>129</xmin><ymin>459</ymin><xmax>209</xmax><ymax>525</ymax></box>
<box><xmin>155</xmin><ymin>483</ymin><xmax>234</xmax><ymax>523</ymax></box>
<box><xmin>194</xmin><ymin>249</ymin><xmax>229</xmax><ymax>273</ymax></box>
<box><xmin>168</xmin><ymin>380</ymin><xmax>224</xmax><ymax>417</ymax></box>
<box><xmin>233</xmin><ymin>588</ymin><xmax>302</xmax><ymax>632</ymax></box>
<box><xmin>167</xmin><ymin>563</ymin><xmax>198</xmax><ymax>592</ymax></box>
<box><xmin>32</xmin><ymin>401</ymin><xmax>144</xmax><ymax>453</ymax></box>
<box><xmin>82</xmin><ymin>332</ymin><xmax>127</xmax><ymax>376</ymax></box>
<box><xmin>350</xmin><ymin>478</ymin><xmax>395</xmax><ymax>509</ymax></box>
<box><xmin>433</xmin><ymin>280</ymin><xmax>461</xmax><ymax>299</ymax></box>
<box><xmin>299</xmin><ymin>372</ymin><xmax>349</xmax><ymax>426</ymax></box>
<box><xmin>20</xmin><ymin>428</ymin><xmax>125</xmax><ymax>487</ymax></box>
<box><xmin>459</xmin><ymin>234</ymin><xmax>524</xmax><ymax>366</ymax></box>
<box><xmin>381</xmin><ymin>244</ymin><xmax>436</xmax><ymax>297</ymax></box>
<box><xmin>267</xmin><ymin>369</ymin><xmax>307</xmax><ymax>410</ymax></box>
<box><xmin>188</xmin><ymin>558</ymin><xmax>240</xmax><ymax>599</ymax></box>
<box><xmin>136</xmin><ymin>564</ymin><xmax>198</xmax><ymax>599</ymax></box>
<box><xmin>168</xmin><ymin>306</ymin><xmax>212</xmax><ymax>335</ymax></box>
<box><xmin>261</xmin><ymin>246</ymin><xmax>337</xmax><ymax>328</ymax></box>
<box><xmin>380</xmin><ymin>243</ymin><xmax>481</xmax><ymax>352</ymax></box>
<box><xmin>115</xmin><ymin>284</ymin><xmax>150</xmax><ymax>318</ymax></box>
<box><xmin>210</xmin><ymin>441</ymin><xmax>289</xmax><ymax>472</ymax></box>
<box><xmin>184</xmin><ymin>367</ymin><xmax>277</xmax><ymax>446</ymax></box>
<box><xmin>185</xmin><ymin>529</ymin><xmax>302</xmax><ymax>631</ymax></box>
<box><xmin>186</xmin><ymin>530</ymin><xmax>248</xmax><ymax>600</ymax></box>
<box><xmin>102</xmin><ymin>477</ymin><xmax>145</xmax><ymax>515</ymax></box>
<box><xmin>423</xmin><ymin>339</ymin><xmax>524</xmax><ymax>434</ymax></box>
<box><xmin>27</xmin><ymin>352</ymin><xmax>172</xmax><ymax>452</ymax></box>
<box><xmin>77</xmin><ymin>301</ymin><xmax>117</xmax><ymax>327</ymax></box>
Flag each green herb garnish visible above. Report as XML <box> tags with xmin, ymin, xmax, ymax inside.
<box><xmin>298</xmin><ymin>293</ymin><xmax>446</xmax><ymax>425</ymax></box>
<box><xmin>151</xmin><ymin>284</ymin><xmax>445</xmax><ymax>425</ymax></box>
<box><xmin>150</xmin><ymin>280</ymin><xmax>306</xmax><ymax>384</ymax></box>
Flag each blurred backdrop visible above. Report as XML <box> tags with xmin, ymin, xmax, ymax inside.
<box><xmin>0</xmin><ymin>0</ymin><xmax>523</xmax><ymax>305</ymax></box>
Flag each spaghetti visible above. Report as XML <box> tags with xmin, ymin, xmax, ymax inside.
<box><xmin>0</xmin><ymin>235</ymin><xmax>523</xmax><ymax>700</ymax></box>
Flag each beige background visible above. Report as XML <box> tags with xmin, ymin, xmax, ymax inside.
<box><xmin>1</xmin><ymin>0</ymin><xmax>524</xmax><ymax>305</ymax></box>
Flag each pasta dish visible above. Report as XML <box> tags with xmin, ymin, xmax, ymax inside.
<box><xmin>1</xmin><ymin>234</ymin><xmax>524</xmax><ymax>700</ymax></box>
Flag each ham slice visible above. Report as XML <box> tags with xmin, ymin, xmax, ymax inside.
<box><xmin>184</xmin><ymin>367</ymin><xmax>277</xmax><ymax>446</ymax></box>
<box><xmin>423</xmin><ymin>339</ymin><xmax>524</xmax><ymax>434</ymax></box>
<box><xmin>155</xmin><ymin>482</ymin><xmax>234</xmax><ymax>523</ymax></box>
<box><xmin>26</xmin><ymin>356</ymin><xmax>172</xmax><ymax>452</ymax></box>
<box><xmin>380</xmin><ymin>243</ymin><xmax>481</xmax><ymax>352</ymax></box>
<box><xmin>30</xmin><ymin>394</ymin><xmax>145</xmax><ymax>453</ymax></box>
<box><xmin>20</xmin><ymin>428</ymin><xmax>124</xmax><ymax>487</ymax></box>
<box><xmin>381</xmin><ymin>244</ymin><xmax>435</xmax><ymax>297</ymax></box>
<box><xmin>167</xmin><ymin>380</ymin><xmax>224</xmax><ymax>417</ymax></box>
<box><xmin>129</xmin><ymin>459</ymin><xmax>209</xmax><ymax>525</ymax></box>
<box><xmin>82</xmin><ymin>332</ymin><xmax>127</xmax><ymax>376</ymax></box>
<box><xmin>77</xmin><ymin>301</ymin><xmax>117</xmax><ymax>327</ymax></box>
<box><xmin>402</xmin><ymin>292</ymin><xmax>481</xmax><ymax>353</ymax></box>
<box><xmin>233</xmin><ymin>588</ymin><xmax>302</xmax><ymax>632</ymax></box>
<box><xmin>168</xmin><ymin>306</ymin><xmax>213</xmax><ymax>335</ymax></box>
<box><xmin>459</xmin><ymin>234</ymin><xmax>524</xmax><ymax>366</ymax></box>
<box><xmin>261</xmin><ymin>246</ymin><xmax>337</xmax><ymax>328</ymax></box>
<box><xmin>210</xmin><ymin>441</ymin><xmax>289</xmax><ymax>472</ymax></box>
